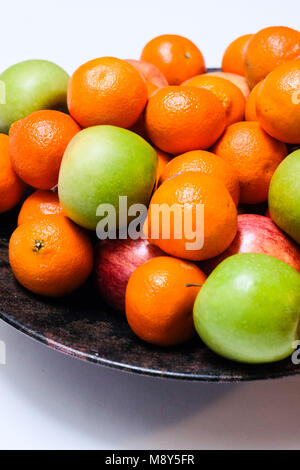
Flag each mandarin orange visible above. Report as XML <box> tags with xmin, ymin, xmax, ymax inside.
<box><xmin>141</xmin><ymin>34</ymin><xmax>206</xmax><ymax>85</ymax></box>
<box><xmin>126</xmin><ymin>256</ymin><xmax>206</xmax><ymax>346</ymax></box>
<box><xmin>145</xmin><ymin>86</ymin><xmax>226</xmax><ymax>154</ymax></box>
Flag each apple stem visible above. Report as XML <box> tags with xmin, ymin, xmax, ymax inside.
<box><xmin>185</xmin><ymin>283</ymin><xmax>203</xmax><ymax>288</ymax></box>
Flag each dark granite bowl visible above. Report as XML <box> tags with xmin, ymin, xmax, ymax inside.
<box><xmin>1</xmin><ymin>200</ymin><xmax>300</xmax><ymax>382</ymax></box>
<box><xmin>1</xmin><ymin>76</ymin><xmax>300</xmax><ymax>381</ymax></box>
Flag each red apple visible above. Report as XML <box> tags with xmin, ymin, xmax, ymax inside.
<box><xmin>126</xmin><ymin>59</ymin><xmax>168</xmax><ymax>87</ymax></box>
<box><xmin>201</xmin><ymin>214</ymin><xmax>300</xmax><ymax>274</ymax></box>
<box><xmin>265</xmin><ymin>208</ymin><xmax>271</xmax><ymax>218</ymax></box>
<box><xmin>94</xmin><ymin>238</ymin><xmax>163</xmax><ymax>313</ymax></box>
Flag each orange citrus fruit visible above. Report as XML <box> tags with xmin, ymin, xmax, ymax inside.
<box><xmin>159</xmin><ymin>150</ymin><xmax>240</xmax><ymax>205</ymax></box>
<box><xmin>244</xmin><ymin>26</ymin><xmax>300</xmax><ymax>88</ymax></box>
<box><xmin>145</xmin><ymin>86</ymin><xmax>226</xmax><ymax>154</ymax></box>
<box><xmin>245</xmin><ymin>80</ymin><xmax>264</xmax><ymax>121</ymax></box>
<box><xmin>204</xmin><ymin>71</ymin><xmax>250</xmax><ymax>99</ymax></box>
<box><xmin>146</xmin><ymin>81</ymin><xmax>159</xmax><ymax>98</ymax></box>
<box><xmin>213</xmin><ymin>122</ymin><xmax>288</xmax><ymax>204</ymax></box>
<box><xmin>155</xmin><ymin>148</ymin><xmax>172</xmax><ymax>188</ymax></box>
<box><xmin>0</xmin><ymin>134</ymin><xmax>25</xmax><ymax>214</ymax></box>
<box><xmin>222</xmin><ymin>34</ymin><xmax>253</xmax><ymax>76</ymax></box>
<box><xmin>126</xmin><ymin>256</ymin><xmax>206</xmax><ymax>346</ymax></box>
<box><xmin>141</xmin><ymin>34</ymin><xmax>206</xmax><ymax>85</ymax></box>
<box><xmin>18</xmin><ymin>190</ymin><xmax>63</xmax><ymax>226</ymax></box>
<box><xmin>145</xmin><ymin>172</ymin><xmax>237</xmax><ymax>261</ymax></box>
<box><xmin>256</xmin><ymin>61</ymin><xmax>300</xmax><ymax>143</ymax></box>
<box><xmin>182</xmin><ymin>74</ymin><xmax>245</xmax><ymax>125</ymax></box>
<box><xmin>68</xmin><ymin>57</ymin><xmax>148</xmax><ymax>128</ymax></box>
<box><xmin>9</xmin><ymin>215</ymin><xmax>94</xmax><ymax>297</ymax></box>
<box><xmin>9</xmin><ymin>110</ymin><xmax>80</xmax><ymax>190</ymax></box>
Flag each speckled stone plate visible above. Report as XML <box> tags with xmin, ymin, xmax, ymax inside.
<box><xmin>1</xmin><ymin>205</ymin><xmax>300</xmax><ymax>382</ymax></box>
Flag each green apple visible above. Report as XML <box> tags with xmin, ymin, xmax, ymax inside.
<box><xmin>0</xmin><ymin>60</ymin><xmax>69</xmax><ymax>133</ymax></box>
<box><xmin>269</xmin><ymin>150</ymin><xmax>300</xmax><ymax>244</ymax></box>
<box><xmin>194</xmin><ymin>253</ymin><xmax>300</xmax><ymax>364</ymax></box>
<box><xmin>58</xmin><ymin>125</ymin><xmax>157</xmax><ymax>230</ymax></box>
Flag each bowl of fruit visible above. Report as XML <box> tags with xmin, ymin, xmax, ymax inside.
<box><xmin>1</xmin><ymin>28</ymin><xmax>300</xmax><ymax>381</ymax></box>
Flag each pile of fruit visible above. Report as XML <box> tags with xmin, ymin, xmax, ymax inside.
<box><xmin>2</xmin><ymin>27</ymin><xmax>300</xmax><ymax>365</ymax></box>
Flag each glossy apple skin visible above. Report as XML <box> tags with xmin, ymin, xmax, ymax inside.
<box><xmin>269</xmin><ymin>150</ymin><xmax>300</xmax><ymax>244</ymax></box>
<box><xmin>0</xmin><ymin>60</ymin><xmax>69</xmax><ymax>133</ymax></box>
<box><xmin>58</xmin><ymin>125</ymin><xmax>157</xmax><ymax>230</ymax></box>
<box><xmin>194</xmin><ymin>253</ymin><xmax>300</xmax><ymax>364</ymax></box>
<box><xmin>126</xmin><ymin>59</ymin><xmax>168</xmax><ymax>87</ymax></box>
<box><xmin>201</xmin><ymin>214</ymin><xmax>300</xmax><ymax>274</ymax></box>
<box><xmin>94</xmin><ymin>238</ymin><xmax>163</xmax><ymax>313</ymax></box>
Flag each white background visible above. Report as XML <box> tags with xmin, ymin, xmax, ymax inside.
<box><xmin>1</xmin><ymin>0</ymin><xmax>300</xmax><ymax>450</ymax></box>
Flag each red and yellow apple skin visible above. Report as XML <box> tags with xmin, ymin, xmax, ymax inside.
<box><xmin>200</xmin><ymin>214</ymin><xmax>300</xmax><ymax>275</ymax></box>
<box><xmin>94</xmin><ymin>238</ymin><xmax>163</xmax><ymax>313</ymax></box>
